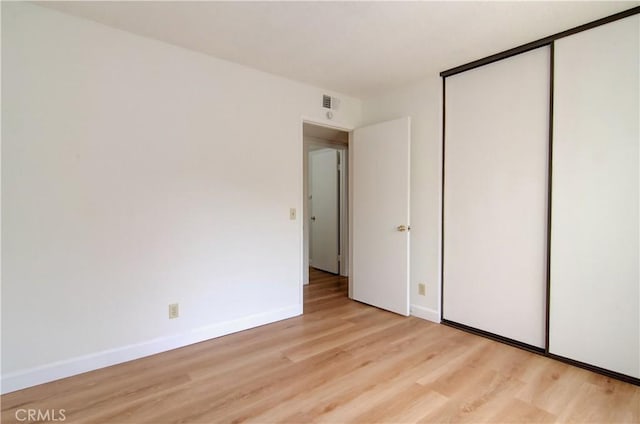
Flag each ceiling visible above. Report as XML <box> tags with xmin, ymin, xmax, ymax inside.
<box><xmin>37</xmin><ymin>1</ymin><xmax>638</xmax><ymax>98</ymax></box>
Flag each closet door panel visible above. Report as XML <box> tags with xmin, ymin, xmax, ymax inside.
<box><xmin>550</xmin><ymin>15</ymin><xmax>640</xmax><ymax>378</ymax></box>
<box><xmin>443</xmin><ymin>46</ymin><xmax>550</xmax><ymax>348</ymax></box>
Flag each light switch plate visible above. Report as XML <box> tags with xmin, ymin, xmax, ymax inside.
<box><xmin>289</xmin><ymin>208</ymin><xmax>296</xmax><ymax>220</ymax></box>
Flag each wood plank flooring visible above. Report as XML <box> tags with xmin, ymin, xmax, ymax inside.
<box><xmin>2</xmin><ymin>268</ymin><xmax>639</xmax><ymax>423</ymax></box>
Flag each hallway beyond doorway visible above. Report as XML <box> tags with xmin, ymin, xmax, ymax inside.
<box><xmin>304</xmin><ymin>267</ymin><xmax>348</xmax><ymax>314</ymax></box>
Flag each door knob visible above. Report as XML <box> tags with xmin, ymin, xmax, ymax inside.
<box><xmin>311</xmin><ymin>216</ymin><xmax>316</xmax><ymax>221</ymax></box>
<box><xmin>397</xmin><ymin>225</ymin><xmax>409</xmax><ymax>232</ymax></box>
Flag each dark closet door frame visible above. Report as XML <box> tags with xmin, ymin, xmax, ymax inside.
<box><xmin>439</xmin><ymin>5</ymin><xmax>640</xmax><ymax>386</ymax></box>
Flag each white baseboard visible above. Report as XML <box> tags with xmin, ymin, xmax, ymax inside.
<box><xmin>1</xmin><ymin>304</ymin><xmax>301</xmax><ymax>394</ymax></box>
<box><xmin>410</xmin><ymin>304</ymin><xmax>441</xmax><ymax>323</ymax></box>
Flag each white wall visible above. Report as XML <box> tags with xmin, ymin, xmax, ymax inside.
<box><xmin>361</xmin><ymin>76</ymin><xmax>442</xmax><ymax>323</ymax></box>
<box><xmin>1</xmin><ymin>2</ymin><xmax>361</xmax><ymax>393</ymax></box>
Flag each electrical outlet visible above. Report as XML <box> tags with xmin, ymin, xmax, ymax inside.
<box><xmin>168</xmin><ymin>303</ymin><xmax>179</xmax><ymax>319</ymax></box>
<box><xmin>418</xmin><ymin>283</ymin><xmax>426</xmax><ymax>296</ymax></box>
<box><xmin>289</xmin><ymin>208</ymin><xmax>297</xmax><ymax>220</ymax></box>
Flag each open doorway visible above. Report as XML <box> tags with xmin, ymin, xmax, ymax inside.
<box><xmin>302</xmin><ymin>117</ymin><xmax>411</xmax><ymax>316</ymax></box>
<box><xmin>303</xmin><ymin>122</ymin><xmax>349</xmax><ymax>302</ymax></box>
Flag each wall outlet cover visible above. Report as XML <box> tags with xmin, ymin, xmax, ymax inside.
<box><xmin>169</xmin><ymin>303</ymin><xmax>179</xmax><ymax>319</ymax></box>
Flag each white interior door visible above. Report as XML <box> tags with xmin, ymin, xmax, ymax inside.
<box><xmin>352</xmin><ymin>117</ymin><xmax>410</xmax><ymax>316</ymax></box>
<box><xmin>309</xmin><ymin>148</ymin><xmax>339</xmax><ymax>274</ymax></box>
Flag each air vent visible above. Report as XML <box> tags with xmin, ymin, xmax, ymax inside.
<box><xmin>322</xmin><ymin>94</ymin><xmax>332</xmax><ymax>109</ymax></box>
<box><xmin>322</xmin><ymin>95</ymin><xmax>341</xmax><ymax>110</ymax></box>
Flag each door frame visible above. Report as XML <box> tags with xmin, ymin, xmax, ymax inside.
<box><xmin>301</xmin><ymin>117</ymin><xmax>353</xmax><ymax>302</ymax></box>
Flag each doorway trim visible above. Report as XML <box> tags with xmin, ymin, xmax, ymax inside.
<box><xmin>300</xmin><ymin>116</ymin><xmax>353</xmax><ymax>305</ymax></box>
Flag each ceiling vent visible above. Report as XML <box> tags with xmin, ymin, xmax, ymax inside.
<box><xmin>322</xmin><ymin>94</ymin><xmax>340</xmax><ymax>110</ymax></box>
<box><xmin>322</xmin><ymin>94</ymin><xmax>332</xmax><ymax>109</ymax></box>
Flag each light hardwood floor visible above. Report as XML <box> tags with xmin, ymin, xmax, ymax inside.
<box><xmin>2</xmin><ymin>268</ymin><xmax>639</xmax><ymax>423</ymax></box>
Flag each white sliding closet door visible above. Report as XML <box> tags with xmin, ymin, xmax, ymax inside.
<box><xmin>443</xmin><ymin>47</ymin><xmax>550</xmax><ymax>348</ymax></box>
<box><xmin>550</xmin><ymin>15</ymin><xmax>639</xmax><ymax>378</ymax></box>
